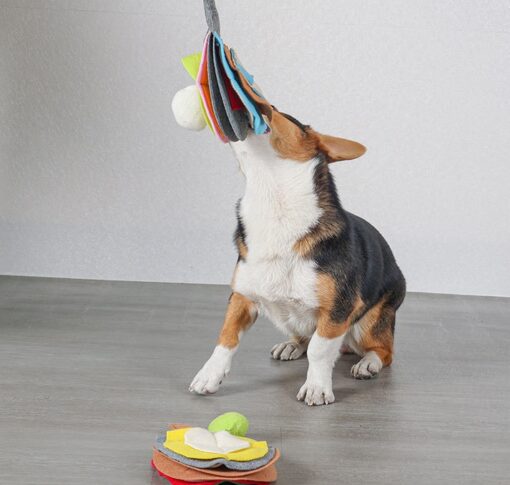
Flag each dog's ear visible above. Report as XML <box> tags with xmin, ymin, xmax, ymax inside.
<box><xmin>313</xmin><ymin>132</ymin><xmax>366</xmax><ymax>162</ymax></box>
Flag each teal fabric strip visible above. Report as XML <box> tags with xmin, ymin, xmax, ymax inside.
<box><xmin>213</xmin><ymin>33</ymin><xmax>268</xmax><ymax>135</ymax></box>
<box><xmin>208</xmin><ymin>34</ymin><xmax>237</xmax><ymax>141</ymax></box>
<box><xmin>212</xmin><ymin>35</ymin><xmax>249</xmax><ymax>141</ymax></box>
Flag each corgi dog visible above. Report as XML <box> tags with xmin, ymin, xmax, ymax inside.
<box><xmin>186</xmin><ymin>108</ymin><xmax>406</xmax><ymax>406</ymax></box>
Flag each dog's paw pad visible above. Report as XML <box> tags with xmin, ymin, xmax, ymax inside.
<box><xmin>271</xmin><ymin>341</ymin><xmax>306</xmax><ymax>361</ymax></box>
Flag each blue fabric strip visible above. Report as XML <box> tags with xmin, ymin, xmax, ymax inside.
<box><xmin>213</xmin><ymin>32</ymin><xmax>268</xmax><ymax>135</ymax></box>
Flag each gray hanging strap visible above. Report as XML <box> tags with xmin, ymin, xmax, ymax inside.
<box><xmin>203</xmin><ymin>0</ymin><xmax>220</xmax><ymax>33</ymax></box>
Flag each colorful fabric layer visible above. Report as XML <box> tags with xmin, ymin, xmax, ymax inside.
<box><xmin>181</xmin><ymin>52</ymin><xmax>212</xmax><ymax>131</ymax></box>
<box><xmin>156</xmin><ymin>435</ymin><xmax>275</xmax><ymax>471</ymax></box>
<box><xmin>152</xmin><ymin>460</ymin><xmax>269</xmax><ymax>484</ymax></box>
<box><xmin>223</xmin><ymin>46</ymin><xmax>272</xmax><ymax>120</ymax></box>
<box><xmin>152</xmin><ymin>448</ymin><xmax>278</xmax><ymax>482</ymax></box>
<box><xmin>207</xmin><ymin>35</ymin><xmax>238</xmax><ymax>141</ymax></box>
<box><xmin>164</xmin><ymin>428</ymin><xmax>268</xmax><ymax>461</ymax></box>
<box><xmin>213</xmin><ymin>33</ymin><xmax>268</xmax><ymax>136</ymax></box>
<box><xmin>197</xmin><ymin>33</ymin><xmax>228</xmax><ymax>142</ymax></box>
<box><xmin>210</xmin><ymin>34</ymin><xmax>249</xmax><ymax>140</ymax></box>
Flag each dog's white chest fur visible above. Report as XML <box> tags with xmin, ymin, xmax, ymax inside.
<box><xmin>231</xmin><ymin>137</ymin><xmax>322</xmax><ymax>338</ymax></box>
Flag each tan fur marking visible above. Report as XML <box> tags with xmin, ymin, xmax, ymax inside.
<box><xmin>356</xmin><ymin>299</ymin><xmax>394</xmax><ymax>366</ymax></box>
<box><xmin>317</xmin><ymin>310</ymin><xmax>350</xmax><ymax>338</ymax></box>
<box><xmin>372</xmin><ymin>347</ymin><xmax>393</xmax><ymax>366</ymax></box>
<box><xmin>217</xmin><ymin>293</ymin><xmax>257</xmax><ymax>349</ymax></box>
<box><xmin>315</xmin><ymin>273</ymin><xmax>364</xmax><ymax>338</ymax></box>
<box><xmin>269</xmin><ymin>112</ymin><xmax>318</xmax><ymax>161</ymax></box>
<box><xmin>316</xmin><ymin>273</ymin><xmax>337</xmax><ymax>313</ymax></box>
<box><xmin>238</xmin><ymin>241</ymin><xmax>248</xmax><ymax>259</ymax></box>
<box><xmin>294</xmin><ymin>220</ymin><xmax>343</xmax><ymax>256</ymax></box>
<box><xmin>236</xmin><ymin>238</ymin><xmax>248</xmax><ymax>259</ymax></box>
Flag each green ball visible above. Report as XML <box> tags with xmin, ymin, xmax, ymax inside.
<box><xmin>208</xmin><ymin>412</ymin><xmax>250</xmax><ymax>437</ymax></box>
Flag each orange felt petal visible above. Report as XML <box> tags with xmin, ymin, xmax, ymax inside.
<box><xmin>196</xmin><ymin>34</ymin><xmax>228</xmax><ymax>143</ymax></box>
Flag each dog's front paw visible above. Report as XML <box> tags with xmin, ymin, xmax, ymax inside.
<box><xmin>351</xmin><ymin>351</ymin><xmax>382</xmax><ymax>379</ymax></box>
<box><xmin>189</xmin><ymin>346</ymin><xmax>234</xmax><ymax>395</ymax></box>
<box><xmin>297</xmin><ymin>379</ymin><xmax>335</xmax><ymax>406</ymax></box>
<box><xmin>189</xmin><ymin>365</ymin><xmax>226</xmax><ymax>395</ymax></box>
<box><xmin>271</xmin><ymin>341</ymin><xmax>306</xmax><ymax>361</ymax></box>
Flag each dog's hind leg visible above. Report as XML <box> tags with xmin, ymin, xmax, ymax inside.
<box><xmin>350</xmin><ymin>302</ymin><xmax>395</xmax><ymax>379</ymax></box>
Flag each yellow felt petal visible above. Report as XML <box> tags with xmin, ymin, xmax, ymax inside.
<box><xmin>181</xmin><ymin>53</ymin><xmax>202</xmax><ymax>80</ymax></box>
<box><xmin>163</xmin><ymin>428</ymin><xmax>268</xmax><ymax>462</ymax></box>
<box><xmin>181</xmin><ymin>52</ymin><xmax>211</xmax><ymax>130</ymax></box>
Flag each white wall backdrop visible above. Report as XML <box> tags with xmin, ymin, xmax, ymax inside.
<box><xmin>1</xmin><ymin>0</ymin><xmax>509</xmax><ymax>297</ymax></box>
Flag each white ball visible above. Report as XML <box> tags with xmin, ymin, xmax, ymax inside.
<box><xmin>171</xmin><ymin>85</ymin><xmax>206</xmax><ymax>131</ymax></box>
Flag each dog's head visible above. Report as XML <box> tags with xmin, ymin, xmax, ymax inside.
<box><xmin>172</xmin><ymin>85</ymin><xmax>366</xmax><ymax>163</ymax></box>
<box><xmin>264</xmin><ymin>108</ymin><xmax>366</xmax><ymax>163</ymax></box>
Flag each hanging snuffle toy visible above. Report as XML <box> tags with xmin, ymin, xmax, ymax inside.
<box><xmin>171</xmin><ymin>0</ymin><xmax>273</xmax><ymax>141</ymax></box>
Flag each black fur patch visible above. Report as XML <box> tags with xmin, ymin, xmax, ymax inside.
<box><xmin>231</xmin><ymin>155</ymin><xmax>406</xmax><ymax>328</ymax></box>
<box><xmin>310</xmin><ymin>158</ymin><xmax>406</xmax><ymax>323</ymax></box>
<box><xmin>233</xmin><ymin>198</ymin><xmax>247</xmax><ymax>260</ymax></box>
<box><xmin>279</xmin><ymin>112</ymin><xmax>310</xmax><ymax>133</ymax></box>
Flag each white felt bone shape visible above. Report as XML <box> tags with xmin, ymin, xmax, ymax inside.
<box><xmin>184</xmin><ymin>427</ymin><xmax>250</xmax><ymax>454</ymax></box>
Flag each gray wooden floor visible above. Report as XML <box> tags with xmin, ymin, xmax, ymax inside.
<box><xmin>0</xmin><ymin>276</ymin><xmax>509</xmax><ymax>485</ymax></box>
